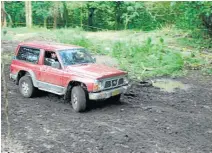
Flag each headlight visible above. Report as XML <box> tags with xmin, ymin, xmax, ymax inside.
<box><xmin>93</xmin><ymin>80</ymin><xmax>104</xmax><ymax>92</ymax></box>
<box><xmin>123</xmin><ymin>76</ymin><xmax>129</xmax><ymax>84</ymax></box>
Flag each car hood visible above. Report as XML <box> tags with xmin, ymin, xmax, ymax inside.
<box><xmin>65</xmin><ymin>64</ymin><xmax>126</xmax><ymax>79</ymax></box>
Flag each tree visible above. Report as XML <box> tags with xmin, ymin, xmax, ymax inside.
<box><xmin>4</xmin><ymin>2</ymin><xmax>24</xmax><ymax>27</ymax></box>
<box><xmin>33</xmin><ymin>1</ymin><xmax>52</xmax><ymax>28</ymax></box>
<box><xmin>1</xmin><ymin>1</ymin><xmax>7</xmax><ymax>27</ymax></box>
<box><xmin>52</xmin><ymin>1</ymin><xmax>59</xmax><ymax>29</ymax></box>
<box><xmin>86</xmin><ymin>2</ymin><xmax>97</xmax><ymax>30</ymax></box>
<box><xmin>121</xmin><ymin>2</ymin><xmax>143</xmax><ymax>30</ymax></box>
<box><xmin>1</xmin><ymin>1</ymin><xmax>13</xmax><ymax>27</ymax></box>
<box><xmin>64</xmin><ymin>2</ymin><xmax>87</xmax><ymax>28</ymax></box>
<box><xmin>3</xmin><ymin>1</ymin><xmax>212</xmax><ymax>36</ymax></box>
<box><xmin>114</xmin><ymin>1</ymin><xmax>123</xmax><ymax>30</ymax></box>
<box><xmin>25</xmin><ymin>1</ymin><xmax>32</xmax><ymax>28</ymax></box>
<box><xmin>62</xmin><ymin>1</ymin><xmax>68</xmax><ymax>27</ymax></box>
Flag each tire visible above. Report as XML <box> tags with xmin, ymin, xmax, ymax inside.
<box><xmin>71</xmin><ymin>86</ymin><xmax>87</xmax><ymax>112</ymax></box>
<box><xmin>19</xmin><ymin>76</ymin><xmax>35</xmax><ymax>98</ymax></box>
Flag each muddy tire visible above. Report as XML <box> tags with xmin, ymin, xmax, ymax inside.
<box><xmin>71</xmin><ymin>86</ymin><xmax>87</xmax><ymax>112</ymax></box>
<box><xmin>19</xmin><ymin>76</ymin><xmax>35</xmax><ymax>98</ymax></box>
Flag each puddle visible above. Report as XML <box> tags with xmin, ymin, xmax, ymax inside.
<box><xmin>152</xmin><ymin>79</ymin><xmax>190</xmax><ymax>92</ymax></box>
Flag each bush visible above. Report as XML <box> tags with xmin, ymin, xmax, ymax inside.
<box><xmin>110</xmin><ymin>37</ymin><xmax>184</xmax><ymax>79</ymax></box>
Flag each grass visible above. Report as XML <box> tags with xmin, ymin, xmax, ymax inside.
<box><xmin>110</xmin><ymin>38</ymin><xmax>185</xmax><ymax>79</ymax></box>
<box><xmin>177</xmin><ymin>37</ymin><xmax>212</xmax><ymax>51</ymax></box>
<box><xmin>1</xmin><ymin>27</ymin><xmax>212</xmax><ymax>79</ymax></box>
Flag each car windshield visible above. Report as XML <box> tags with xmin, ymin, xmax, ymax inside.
<box><xmin>58</xmin><ymin>48</ymin><xmax>95</xmax><ymax>66</ymax></box>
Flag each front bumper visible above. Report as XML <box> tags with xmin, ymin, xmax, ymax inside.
<box><xmin>89</xmin><ymin>85</ymin><xmax>129</xmax><ymax>100</ymax></box>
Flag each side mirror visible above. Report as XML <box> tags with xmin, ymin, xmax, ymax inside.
<box><xmin>51</xmin><ymin>61</ymin><xmax>61</xmax><ymax>69</ymax></box>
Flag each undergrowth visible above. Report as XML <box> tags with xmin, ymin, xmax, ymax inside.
<box><xmin>176</xmin><ymin>29</ymin><xmax>212</xmax><ymax>51</ymax></box>
<box><xmin>110</xmin><ymin>38</ymin><xmax>185</xmax><ymax>79</ymax></box>
<box><xmin>1</xmin><ymin>27</ymin><xmax>212</xmax><ymax>79</ymax></box>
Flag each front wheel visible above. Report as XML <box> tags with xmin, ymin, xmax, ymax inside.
<box><xmin>71</xmin><ymin>86</ymin><xmax>87</xmax><ymax>112</ymax></box>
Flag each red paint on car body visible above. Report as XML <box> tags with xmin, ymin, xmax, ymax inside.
<box><xmin>10</xmin><ymin>42</ymin><xmax>127</xmax><ymax>93</ymax></box>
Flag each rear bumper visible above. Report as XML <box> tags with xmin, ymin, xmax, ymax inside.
<box><xmin>89</xmin><ymin>85</ymin><xmax>129</xmax><ymax>100</ymax></box>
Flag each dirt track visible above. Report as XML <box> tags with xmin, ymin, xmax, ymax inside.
<box><xmin>1</xmin><ymin>63</ymin><xmax>212</xmax><ymax>153</ymax></box>
<box><xmin>1</xmin><ymin>40</ymin><xmax>212</xmax><ymax>153</ymax></box>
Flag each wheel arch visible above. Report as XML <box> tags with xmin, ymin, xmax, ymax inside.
<box><xmin>16</xmin><ymin>70</ymin><xmax>38</xmax><ymax>87</ymax></box>
<box><xmin>64</xmin><ymin>80</ymin><xmax>88</xmax><ymax>101</ymax></box>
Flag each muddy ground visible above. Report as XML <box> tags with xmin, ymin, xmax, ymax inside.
<box><xmin>1</xmin><ymin>40</ymin><xmax>212</xmax><ymax>153</ymax></box>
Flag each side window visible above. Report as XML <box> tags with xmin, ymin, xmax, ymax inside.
<box><xmin>16</xmin><ymin>47</ymin><xmax>40</xmax><ymax>63</ymax></box>
<box><xmin>44</xmin><ymin>51</ymin><xmax>60</xmax><ymax>68</ymax></box>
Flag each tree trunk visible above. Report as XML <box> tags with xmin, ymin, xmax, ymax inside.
<box><xmin>7</xmin><ymin>14</ymin><xmax>13</xmax><ymax>27</ymax></box>
<box><xmin>44</xmin><ymin>17</ymin><xmax>47</xmax><ymax>28</ymax></box>
<box><xmin>124</xmin><ymin>16</ymin><xmax>129</xmax><ymax>30</ymax></box>
<box><xmin>25</xmin><ymin>1</ymin><xmax>32</xmax><ymax>28</ymax></box>
<box><xmin>53</xmin><ymin>15</ymin><xmax>57</xmax><ymax>29</ymax></box>
<box><xmin>28</xmin><ymin>1</ymin><xmax>32</xmax><ymax>28</ymax></box>
<box><xmin>1</xmin><ymin>1</ymin><xmax>7</xmax><ymax>27</ymax></box>
<box><xmin>53</xmin><ymin>1</ymin><xmax>59</xmax><ymax>29</ymax></box>
<box><xmin>25</xmin><ymin>1</ymin><xmax>29</xmax><ymax>27</ymax></box>
<box><xmin>88</xmin><ymin>8</ymin><xmax>95</xmax><ymax>30</ymax></box>
<box><xmin>115</xmin><ymin>1</ymin><xmax>122</xmax><ymax>30</ymax></box>
<box><xmin>80</xmin><ymin>3</ymin><xmax>83</xmax><ymax>28</ymax></box>
<box><xmin>62</xmin><ymin>2</ymin><xmax>68</xmax><ymax>28</ymax></box>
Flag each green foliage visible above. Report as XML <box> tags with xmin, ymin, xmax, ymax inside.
<box><xmin>202</xmin><ymin>68</ymin><xmax>212</xmax><ymax>75</ymax></box>
<box><xmin>32</xmin><ymin>1</ymin><xmax>53</xmax><ymax>25</ymax></box>
<box><xmin>173</xmin><ymin>2</ymin><xmax>211</xmax><ymax>29</ymax></box>
<box><xmin>4</xmin><ymin>1</ymin><xmax>212</xmax><ymax>36</ymax></box>
<box><xmin>121</xmin><ymin>2</ymin><xmax>143</xmax><ymax>30</ymax></box>
<box><xmin>2</xmin><ymin>27</ymin><xmax>211</xmax><ymax>78</ymax></box>
<box><xmin>177</xmin><ymin>37</ymin><xmax>212</xmax><ymax>50</ymax></box>
<box><xmin>5</xmin><ymin>1</ymin><xmax>25</xmax><ymax>26</ymax></box>
<box><xmin>110</xmin><ymin>37</ymin><xmax>184</xmax><ymax>78</ymax></box>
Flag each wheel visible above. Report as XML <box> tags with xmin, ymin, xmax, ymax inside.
<box><xmin>19</xmin><ymin>76</ymin><xmax>35</xmax><ymax>98</ymax></box>
<box><xmin>110</xmin><ymin>94</ymin><xmax>121</xmax><ymax>103</ymax></box>
<box><xmin>71</xmin><ymin>86</ymin><xmax>87</xmax><ymax>112</ymax></box>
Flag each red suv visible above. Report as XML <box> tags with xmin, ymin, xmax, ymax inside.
<box><xmin>10</xmin><ymin>42</ymin><xmax>129</xmax><ymax>112</ymax></box>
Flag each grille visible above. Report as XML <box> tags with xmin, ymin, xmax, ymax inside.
<box><xmin>118</xmin><ymin>78</ymin><xmax>124</xmax><ymax>85</ymax></box>
<box><xmin>112</xmin><ymin>79</ymin><xmax>118</xmax><ymax>86</ymax></box>
<box><xmin>105</xmin><ymin>81</ymin><xmax>111</xmax><ymax>88</ymax></box>
<box><xmin>104</xmin><ymin>78</ymin><xmax>124</xmax><ymax>89</ymax></box>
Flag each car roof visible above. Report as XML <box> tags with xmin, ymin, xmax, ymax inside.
<box><xmin>19</xmin><ymin>41</ymin><xmax>83</xmax><ymax>51</ymax></box>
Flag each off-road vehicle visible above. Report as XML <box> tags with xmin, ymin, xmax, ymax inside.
<box><xmin>10</xmin><ymin>42</ymin><xmax>129</xmax><ymax>112</ymax></box>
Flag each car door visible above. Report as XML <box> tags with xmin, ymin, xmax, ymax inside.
<box><xmin>39</xmin><ymin>51</ymin><xmax>64</xmax><ymax>94</ymax></box>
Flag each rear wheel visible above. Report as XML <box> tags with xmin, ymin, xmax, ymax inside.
<box><xmin>71</xmin><ymin>86</ymin><xmax>87</xmax><ymax>112</ymax></box>
<box><xmin>19</xmin><ymin>76</ymin><xmax>35</xmax><ymax>98</ymax></box>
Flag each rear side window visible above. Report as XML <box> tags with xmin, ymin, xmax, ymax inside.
<box><xmin>16</xmin><ymin>47</ymin><xmax>40</xmax><ymax>63</ymax></box>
